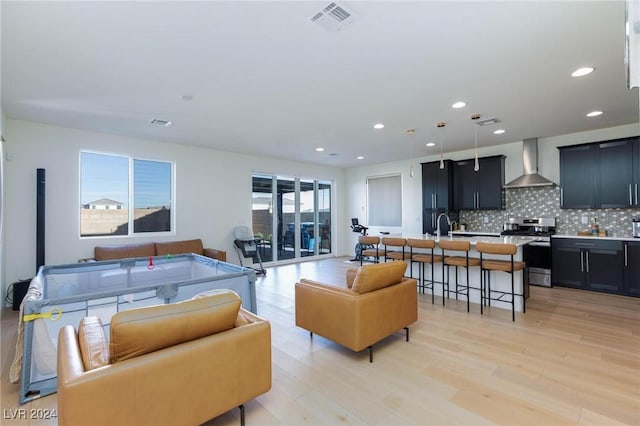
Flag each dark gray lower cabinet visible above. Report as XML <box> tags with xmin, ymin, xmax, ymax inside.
<box><xmin>624</xmin><ymin>241</ymin><xmax>640</xmax><ymax>296</ymax></box>
<box><xmin>552</xmin><ymin>238</ymin><xmax>625</xmax><ymax>295</ymax></box>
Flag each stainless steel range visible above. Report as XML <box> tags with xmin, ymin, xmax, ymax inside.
<box><xmin>501</xmin><ymin>217</ymin><xmax>556</xmax><ymax>287</ymax></box>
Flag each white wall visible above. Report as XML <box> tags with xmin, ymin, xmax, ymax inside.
<box><xmin>2</xmin><ymin>118</ymin><xmax>347</xmax><ymax>296</ymax></box>
<box><xmin>345</xmin><ymin>123</ymin><xmax>640</xmax><ymax>249</ymax></box>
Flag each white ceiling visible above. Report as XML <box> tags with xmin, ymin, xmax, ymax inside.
<box><xmin>2</xmin><ymin>1</ymin><xmax>639</xmax><ymax>168</ymax></box>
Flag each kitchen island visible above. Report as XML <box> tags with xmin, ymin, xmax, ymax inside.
<box><xmin>386</xmin><ymin>234</ymin><xmax>539</xmax><ymax>314</ymax></box>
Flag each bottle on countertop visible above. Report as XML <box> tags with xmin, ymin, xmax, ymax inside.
<box><xmin>591</xmin><ymin>217</ymin><xmax>599</xmax><ymax>236</ymax></box>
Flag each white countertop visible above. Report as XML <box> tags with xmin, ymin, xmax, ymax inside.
<box><xmin>552</xmin><ymin>234</ymin><xmax>639</xmax><ymax>242</ymax></box>
<box><xmin>395</xmin><ymin>234</ymin><xmax>538</xmax><ymax>247</ymax></box>
<box><xmin>450</xmin><ymin>231</ymin><xmax>502</xmax><ymax>237</ymax></box>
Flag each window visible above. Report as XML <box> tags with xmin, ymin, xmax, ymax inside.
<box><xmin>367</xmin><ymin>174</ymin><xmax>402</xmax><ymax>226</ymax></box>
<box><xmin>80</xmin><ymin>152</ymin><xmax>174</xmax><ymax>237</ymax></box>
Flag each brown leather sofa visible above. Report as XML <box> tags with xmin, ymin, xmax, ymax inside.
<box><xmin>57</xmin><ymin>290</ymin><xmax>271</xmax><ymax>426</ymax></box>
<box><xmin>91</xmin><ymin>238</ymin><xmax>226</xmax><ymax>262</ymax></box>
<box><xmin>295</xmin><ymin>261</ymin><xmax>417</xmax><ymax>362</ymax></box>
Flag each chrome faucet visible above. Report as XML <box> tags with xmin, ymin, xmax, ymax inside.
<box><xmin>436</xmin><ymin>213</ymin><xmax>452</xmax><ymax>238</ymax></box>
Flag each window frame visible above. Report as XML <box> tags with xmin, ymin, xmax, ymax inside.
<box><xmin>79</xmin><ymin>150</ymin><xmax>176</xmax><ymax>239</ymax></box>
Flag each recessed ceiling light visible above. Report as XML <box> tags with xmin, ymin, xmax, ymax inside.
<box><xmin>452</xmin><ymin>101</ymin><xmax>467</xmax><ymax>109</ymax></box>
<box><xmin>179</xmin><ymin>94</ymin><xmax>193</xmax><ymax>101</ymax></box>
<box><xmin>586</xmin><ymin>110</ymin><xmax>603</xmax><ymax>117</ymax></box>
<box><xmin>356</xmin><ymin>156</ymin><xmax>365</xmax><ymax>160</ymax></box>
<box><xmin>315</xmin><ymin>147</ymin><xmax>325</xmax><ymax>152</ymax></box>
<box><xmin>571</xmin><ymin>67</ymin><xmax>595</xmax><ymax>77</ymax></box>
<box><xmin>426</xmin><ymin>142</ymin><xmax>436</xmax><ymax>147</ymax></box>
<box><xmin>373</xmin><ymin>123</ymin><xmax>384</xmax><ymax>129</ymax></box>
<box><xmin>150</xmin><ymin>119</ymin><xmax>171</xmax><ymax>126</ymax></box>
<box><xmin>494</xmin><ymin>129</ymin><xmax>506</xmax><ymax>135</ymax></box>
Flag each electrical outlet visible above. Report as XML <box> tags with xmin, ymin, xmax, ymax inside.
<box><xmin>483</xmin><ymin>216</ymin><xmax>489</xmax><ymax>224</ymax></box>
<box><xmin>581</xmin><ymin>215</ymin><xmax>589</xmax><ymax>225</ymax></box>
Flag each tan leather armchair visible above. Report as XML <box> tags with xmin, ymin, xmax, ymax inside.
<box><xmin>57</xmin><ymin>290</ymin><xmax>271</xmax><ymax>426</ymax></box>
<box><xmin>295</xmin><ymin>261</ymin><xmax>417</xmax><ymax>362</ymax></box>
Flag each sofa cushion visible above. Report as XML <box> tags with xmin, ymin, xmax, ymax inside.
<box><xmin>193</xmin><ymin>289</ymin><xmax>250</xmax><ymax>327</ymax></box>
<box><xmin>351</xmin><ymin>261</ymin><xmax>407</xmax><ymax>294</ymax></box>
<box><xmin>94</xmin><ymin>242</ymin><xmax>156</xmax><ymax>261</ymax></box>
<box><xmin>77</xmin><ymin>317</ymin><xmax>110</xmax><ymax>371</ymax></box>
<box><xmin>155</xmin><ymin>239</ymin><xmax>204</xmax><ymax>256</ymax></box>
<box><xmin>109</xmin><ymin>290</ymin><xmax>241</xmax><ymax>363</ymax></box>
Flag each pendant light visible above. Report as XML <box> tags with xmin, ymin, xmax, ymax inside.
<box><xmin>407</xmin><ymin>129</ymin><xmax>416</xmax><ymax>177</ymax></box>
<box><xmin>437</xmin><ymin>122</ymin><xmax>446</xmax><ymax>169</ymax></box>
<box><xmin>471</xmin><ymin>114</ymin><xmax>481</xmax><ymax>171</ymax></box>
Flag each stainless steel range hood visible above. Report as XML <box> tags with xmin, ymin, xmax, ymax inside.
<box><xmin>505</xmin><ymin>138</ymin><xmax>556</xmax><ymax>188</ymax></box>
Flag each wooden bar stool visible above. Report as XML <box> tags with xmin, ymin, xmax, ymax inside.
<box><xmin>406</xmin><ymin>238</ymin><xmax>443</xmax><ymax>304</ymax></box>
<box><xmin>476</xmin><ymin>242</ymin><xmax>526</xmax><ymax>321</ymax></box>
<box><xmin>382</xmin><ymin>237</ymin><xmax>409</xmax><ymax>262</ymax></box>
<box><xmin>438</xmin><ymin>239</ymin><xmax>480</xmax><ymax>312</ymax></box>
<box><xmin>358</xmin><ymin>235</ymin><xmax>381</xmax><ymax>265</ymax></box>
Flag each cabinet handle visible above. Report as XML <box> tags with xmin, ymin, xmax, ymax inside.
<box><xmin>630</xmin><ymin>184</ymin><xmax>633</xmax><ymax>206</ymax></box>
<box><xmin>580</xmin><ymin>251</ymin><xmax>584</xmax><ymax>272</ymax></box>
<box><xmin>432</xmin><ymin>194</ymin><xmax>436</xmax><ymax>209</ymax></box>
<box><xmin>635</xmin><ymin>184</ymin><xmax>638</xmax><ymax>205</ymax></box>
<box><xmin>434</xmin><ymin>193</ymin><xmax>438</xmax><ymax>209</ymax></box>
<box><xmin>560</xmin><ymin>188</ymin><xmax>564</xmax><ymax>207</ymax></box>
<box><xmin>625</xmin><ymin>243</ymin><xmax>628</xmax><ymax>267</ymax></box>
<box><xmin>575</xmin><ymin>242</ymin><xmax>595</xmax><ymax>247</ymax></box>
<box><xmin>476</xmin><ymin>192</ymin><xmax>480</xmax><ymax>208</ymax></box>
<box><xmin>586</xmin><ymin>251</ymin><xmax>589</xmax><ymax>273</ymax></box>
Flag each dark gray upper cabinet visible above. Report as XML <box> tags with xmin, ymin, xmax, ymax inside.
<box><xmin>559</xmin><ymin>145</ymin><xmax>596</xmax><ymax>208</ymax></box>
<box><xmin>421</xmin><ymin>160</ymin><xmax>454</xmax><ymax>234</ymax></box>
<box><xmin>453</xmin><ymin>155</ymin><xmax>505</xmax><ymax>210</ymax></box>
<box><xmin>598</xmin><ymin>140</ymin><xmax>635</xmax><ymax>208</ymax></box>
<box><xmin>559</xmin><ymin>137</ymin><xmax>640</xmax><ymax>209</ymax></box>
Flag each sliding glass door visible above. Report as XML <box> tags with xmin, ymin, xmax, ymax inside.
<box><xmin>251</xmin><ymin>174</ymin><xmax>332</xmax><ymax>263</ymax></box>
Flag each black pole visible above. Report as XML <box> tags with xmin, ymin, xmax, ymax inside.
<box><xmin>36</xmin><ymin>168</ymin><xmax>45</xmax><ymax>273</ymax></box>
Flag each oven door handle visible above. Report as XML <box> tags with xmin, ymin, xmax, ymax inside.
<box><xmin>528</xmin><ymin>242</ymin><xmax>550</xmax><ymax>247</ymax></box>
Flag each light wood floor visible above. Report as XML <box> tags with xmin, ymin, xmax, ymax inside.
<box><xmin>2</xmin><ymin>257</ymin><xmax>639</xmax><ymax>425</ymax></box>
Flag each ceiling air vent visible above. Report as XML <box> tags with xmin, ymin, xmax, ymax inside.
<box><xmin>310</xmin><ymin>2</ymin><xmax>357</xmax><ymax>32</ymax></box>
<box><xmin>476</xmin><ymin>117</ymin><xmax>500</xmax><ymax>126</ymax></box>
<box><xmin>150</xmin><ymin>119</ymin><xmax>172</xmax><ymax>127</ymax></box>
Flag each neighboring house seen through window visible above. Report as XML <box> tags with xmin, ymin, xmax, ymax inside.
<box><xmin>80</xmin><ymin>152</ymin><xmax>174</xmax><ymax>237</ymax></box>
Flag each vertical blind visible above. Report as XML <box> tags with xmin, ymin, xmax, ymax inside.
<box><xmin>367</xmin><ymin>174</ymin><xmax>401</xmax><ymax>226</ymax></box>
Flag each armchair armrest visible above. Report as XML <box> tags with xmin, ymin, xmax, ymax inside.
<box><xmin>203</xmin><ymin>248</ymin><xmax>226</xmax><ymax>262</ymax></box>
<box><xmin>295</xmin><ymin>280</ymin><xmax>359</xmax><ymax>348</ymax></box>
